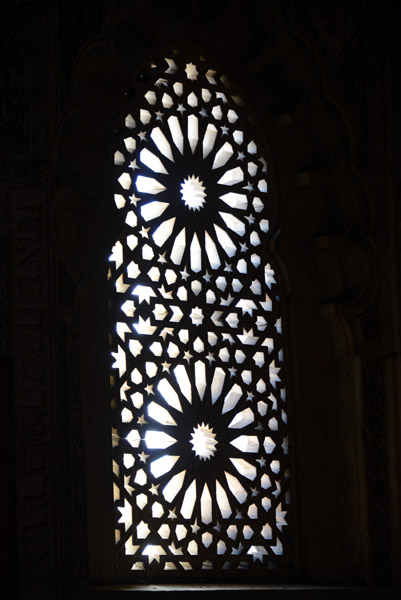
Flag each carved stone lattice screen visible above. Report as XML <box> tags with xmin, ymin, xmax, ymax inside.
<box><xmin>109</xmin><ymin>51</ymin><xmax>290</xmax><ymax>578</ymax></box>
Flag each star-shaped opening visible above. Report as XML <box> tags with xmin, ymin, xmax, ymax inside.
<box><xmin>180</xmin><ymin>175</ymin><xmax>207</xmax><ymax>211</ymax></box>
<box><xmin>190</xmin><ymin>423</ymin><xmax>218</xmax><ymax>460</ymax></box>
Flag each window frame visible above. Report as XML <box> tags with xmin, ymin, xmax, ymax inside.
<box><xmin>107</xmin><ymin>49</ymin><xmax>293</xmax><ymax>580</ymax></box>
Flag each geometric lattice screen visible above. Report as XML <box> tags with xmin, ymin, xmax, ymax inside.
<box><xmin>109</xmin><ymin>51</ymin><xmax>290</xmax><ymax>578</ymax></box>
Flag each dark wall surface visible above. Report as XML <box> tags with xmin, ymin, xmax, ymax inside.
<box><xmin>0</xmin><ymin>1</ymin><xmax>400</xmax><ymax>598</ymax></box>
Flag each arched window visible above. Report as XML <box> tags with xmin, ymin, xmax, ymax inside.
<box><xmin>108</xmin><ymin>50</ymin><xmax>290</xmax><ymax>579</ymax></box>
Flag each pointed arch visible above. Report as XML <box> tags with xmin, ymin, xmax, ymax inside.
<box><xmin>108</xmin><ymin>49</ymin><xmax>290</xmax><ymax>578</ymax></box>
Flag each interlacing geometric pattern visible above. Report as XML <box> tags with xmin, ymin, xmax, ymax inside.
<box><xmin>109</xmin><ymin>51</ymin><xmax>290</xmax><ymax>576</ymax></box>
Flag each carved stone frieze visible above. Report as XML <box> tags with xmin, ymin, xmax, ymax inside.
<box><xmin>10</xmin><ymin>189</ymin><xmax>59</xmax><ymax>598</ymax></box>
<box><xmin>0</xmin><ymin>235</ymin><xmax>11</xmax><ymax>354</ymax></box>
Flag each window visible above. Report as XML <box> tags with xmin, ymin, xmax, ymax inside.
<box><xmin>108</xmin><ymin>50</ymin><xmax>290</xmax><ymax>579</ymax></box>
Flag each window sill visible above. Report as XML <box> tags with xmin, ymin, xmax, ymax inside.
<box><xmin>78</xmin><ymin>583</ymin><xmax>400</xmax><ymax>599</ymax></box>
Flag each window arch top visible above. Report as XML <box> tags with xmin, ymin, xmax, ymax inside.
<box><xmin>109</xmin><ymin>51</ymin><xmax>290</xmax><ymax>579</ymax></box>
